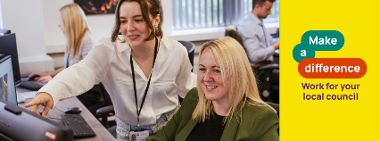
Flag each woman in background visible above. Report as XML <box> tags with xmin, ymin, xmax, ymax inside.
<box><xmin>147</xmin><ymin>37</ymin><xmax>279</xmax><ymax>141</ymax></box>
<box><xmin>28</xmin><ymin>3</ymin><xmax>102</xmax><ymax>112</ymax></box>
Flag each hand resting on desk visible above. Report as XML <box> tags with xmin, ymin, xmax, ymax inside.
<box><xmin>28</xmin><ymin>72</ymin><xmax>50</xmax><ymax>80</ymax></box>
<box><xmin>28</xmin><ymin>72</ymin><xmax>53</xmax><ymax>82</ymax></box>
<box><xmin>36</xmin><ymin>75</ymin><xmax>53</xmax><ymax>83</ymax></box>
<box><xmin>24</xmin><ymin>92</ymin><xmax>54</xmax><ymax>117</ymax></box>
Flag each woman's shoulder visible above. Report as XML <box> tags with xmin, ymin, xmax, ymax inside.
<box><xmin>243</xmin><ymin>100</ymin><xmax>278</xmax><ymax>118</ymax></box>
<box><xmin>182</xmin><ymin>87</ymin><xmax>198</xmax><ymax>102</ymax></box>
<box><xmin>83</xmin><ymin>32</ymin><xmax>94</xmax><ymax>39</ymax></box>
<box><xmin>235</xmin><ymin>101</ymin><xmax>279</xmax><ymax>140</ymax></box>
<box><xmin>80</xmin><ymin>33</ymin><xmax>96</xmax><ymax>49</ymax></box>
<box><xmin>180</xmin><ymin>88</ymin><xmax>199</xmax><ymax>107</ymax></box>
<box><xmin>162</xmin><ymin>36</ymin><xmax>187</xmax><ymax>52</ymax></box>
<box><xmin>93</xmin><ymin>37</ymin><xmax>118</xmax><ymax>49</ymax></box>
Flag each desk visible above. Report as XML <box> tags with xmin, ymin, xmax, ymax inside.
<box><xmin>17</xmin><ymin>87</ymin><xmax>115</xmax><ymax>141</ymax></box>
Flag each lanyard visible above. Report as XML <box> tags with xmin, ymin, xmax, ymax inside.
<box><xmin>130</xmin><ymin>37</ymin><xmax>158</xmax><ymax>128</ymax></box>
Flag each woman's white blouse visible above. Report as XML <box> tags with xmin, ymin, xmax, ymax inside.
<box><xmin>38</xmin><ymin>35</ymin><xmax>197</xmax><ymax>125</ymax></box>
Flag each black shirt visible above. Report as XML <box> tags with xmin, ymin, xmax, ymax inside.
<box><xmin>186</xmin><ymin>111</ymin><xmax>226</xmax><ymax>141</ymax></box>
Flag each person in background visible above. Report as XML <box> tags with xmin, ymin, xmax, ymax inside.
<box><xmin>25</xmin><ymin>0</ymin><xmax>196</xmax><ymax>140</ymax></box>
<box><xmin>147</xmin><ymin>37</ymin><xmax>279</xmax><ymax>141</ymax></box>
<box><xmin>28</xmin><ymin>3</ymin><xmax>102</xmax><ymax>113</ymax></box>
<box><xmin>237</xmin><ymin>0</ymin><xmax>279</xmax><ymax>69</ymax></box>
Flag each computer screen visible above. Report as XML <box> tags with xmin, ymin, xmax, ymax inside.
<box><xmin>0</xmin><ymin>33</ymin><xmax>21</xmax><ymax>85</ymax></box>
<box><xmin>0</xmin><ymin>56</ymin><xmax>17</xmax><ymax>105</ymax></box>
<box><xmin>0</xmin><ymin>98</ymin><xmax>73</xmax><ymax>141</ymax></box>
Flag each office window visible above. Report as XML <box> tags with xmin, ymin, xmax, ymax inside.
<box><xmin>173</xmin><ymin>0</ymin><xmax>279</xmax><ymax>30</ymax></box>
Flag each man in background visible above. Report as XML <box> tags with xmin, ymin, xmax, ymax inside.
<box><xmin>238</xmin><ymin>0</ymin><xmax>279</xmax><ymax>69</ymax></box>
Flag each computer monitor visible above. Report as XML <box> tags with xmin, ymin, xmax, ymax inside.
<box><xmin>0</xmin><ymin>33</ymin><xmax>21</xmax><ymax>85</ymax></box>
<box><xmin>0</xmin><ymin>56</ymin><xmax>17</xmax><ymax>105</ymax></box>
<box><xmin>0</xmin><ymin>56</ymin><xmax>73</xmax><ymax>141</ymax></box>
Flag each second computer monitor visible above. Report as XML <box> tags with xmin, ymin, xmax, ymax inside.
<box><xmin>0</xmin><ymin>33</ymin><xmax>21</xmax><ymax>85</ymax></box>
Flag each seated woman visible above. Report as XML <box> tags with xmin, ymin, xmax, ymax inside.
<box><xmin>147</xmin><ymin>37</ymin><xmax>279</xmax><ymax>141</ymax></box>
<box><xmin>28</xmin><ymin>3</ymin><xmax>103</xmax><ymax>114</ymax></box>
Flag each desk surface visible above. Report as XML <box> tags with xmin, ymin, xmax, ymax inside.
<box><xmin>17</xmin><ymin>88</ymin><xmax>115</xmax><ymax>141</ymax></box>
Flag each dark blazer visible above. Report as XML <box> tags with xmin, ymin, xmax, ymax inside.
<box><xmin>147</xmin><ymin>88</ymin><xmax>279</xmax><ymax>141</ymax></box>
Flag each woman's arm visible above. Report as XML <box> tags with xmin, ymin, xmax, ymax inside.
<box><xmin>35</xmin><ymin>67</ymin><xmax>65</xmax><ymax>82</ymax></box>
<box><xmin>50</xmin><ymin>67</ymin><xmax>64</xmax><ymax>77</ymax></box>
<box><xmin>28</xmin><ymin>66</ymin><xmax>63</xmax><ymax>82</ymax></box>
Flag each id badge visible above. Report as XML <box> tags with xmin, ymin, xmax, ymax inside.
<box><xmin>129</xmin><ymin>130</ymin><xmax>149</xmax><ymax>141</ymax></box>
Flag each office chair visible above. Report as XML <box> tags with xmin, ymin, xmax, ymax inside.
<box><xmin>177</xmin><ymin>40</ymin><xmax>195</xmax><ymax>104</ymax></box>
<box><xmin>95</xmin><ymin>42</ymin><xmax>196</xmax><ymax>138</ymax></box>
<box><xmin>225</xmin><ymin>25</ymin><xmax>279</xmax><ymax>103</ymax></box>
<box><xmin>178</xmin><ymin>40</ymin><xmax>195</xmax><ymax>69</ymax></box>
<box><xmin>85</xmin><ymin>83</ymin><xmax>113</xmax><ymax>116</ymax></box>
<box><xmin>257</xmin><ymin>60</ymin><xmax>279</xmax><ymax>103</ymax></box>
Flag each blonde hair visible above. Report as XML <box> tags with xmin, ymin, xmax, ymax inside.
<box><xmin>60</xmin><ymin>3</ymin><xmax>90</xmax><ymax>59</ymax></box>
<box><xmin>192</xmin><ymin>37</ymin><xmax>275</xmax><ymax>123</ymax></box>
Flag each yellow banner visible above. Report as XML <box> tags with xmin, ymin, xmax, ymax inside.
<box><xmin>282</xmin><ymin>0</ymin><xmax>380</xmax><ymax>140</ymax></box>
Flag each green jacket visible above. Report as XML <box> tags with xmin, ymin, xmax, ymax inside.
<box><xmin>147</xmin><ymin>88</ymin><xmax>279</xmax><ymax>141</ymax></box>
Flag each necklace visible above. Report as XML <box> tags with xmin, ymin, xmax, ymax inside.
<box><xmin>133</xmin><ymin>53</ymin><xmax>154</xmax><ymax>68</ymax></box>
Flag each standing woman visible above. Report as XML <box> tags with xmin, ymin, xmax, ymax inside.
<box><xmin>28</xmin><ymin>3</ymin><xmax>102</xmax><ymax>113</ymax></box>
<box><xmin>25</xmin><ymin>0</ymin><xmax>196</xmax><ymax>141</ymax></box>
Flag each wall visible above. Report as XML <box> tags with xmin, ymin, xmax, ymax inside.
<box><xmin>43</xmin><ymin>0</ymin><xmax>116</xmax><ymax>54</ymax></box>
<box><xmin>0</xmin><ymin>0</ymin><xmax>54</xmax><ymax>76</ymax></box>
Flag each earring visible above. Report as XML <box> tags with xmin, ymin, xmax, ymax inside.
<box><xmin>154</xmin><ymin>25</ymin><xmax>158</xmax><ymax>34</ymax></box>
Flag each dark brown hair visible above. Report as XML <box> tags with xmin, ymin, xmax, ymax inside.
<box><xmin>252</xmin><ymin>0</ymin><xmax>276</xmax><ymax>10</ymax></box>
<box><xmin>111</xmin><ymin>0</ymin><xmax>163</xmax><ymax>42</ymax></box>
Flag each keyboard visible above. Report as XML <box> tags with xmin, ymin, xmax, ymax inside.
<box><xmin>18</xmin><ymin>81</ymin><xmax>43</xmax><ymax>91</ymax></box>
<box><xmin>61</xmin><ymin>114</ymin><xmax>96</xmax><ymax>139</ymax></box>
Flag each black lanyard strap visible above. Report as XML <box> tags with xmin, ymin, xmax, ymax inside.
<box><xmin>130</xmin><ymin>37</ymin><xmax>158</xmax><ymax>127</ymax></box>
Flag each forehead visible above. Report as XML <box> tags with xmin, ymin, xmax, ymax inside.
<box><xmin>200</xmin><ymin>47</ymin><xmax>220</xmax><ymax>66</ymax></box>
<box><xmin>119</xmin><ymin>1</ymin><xmax>142</xmax><ymax>18</ymax></box>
